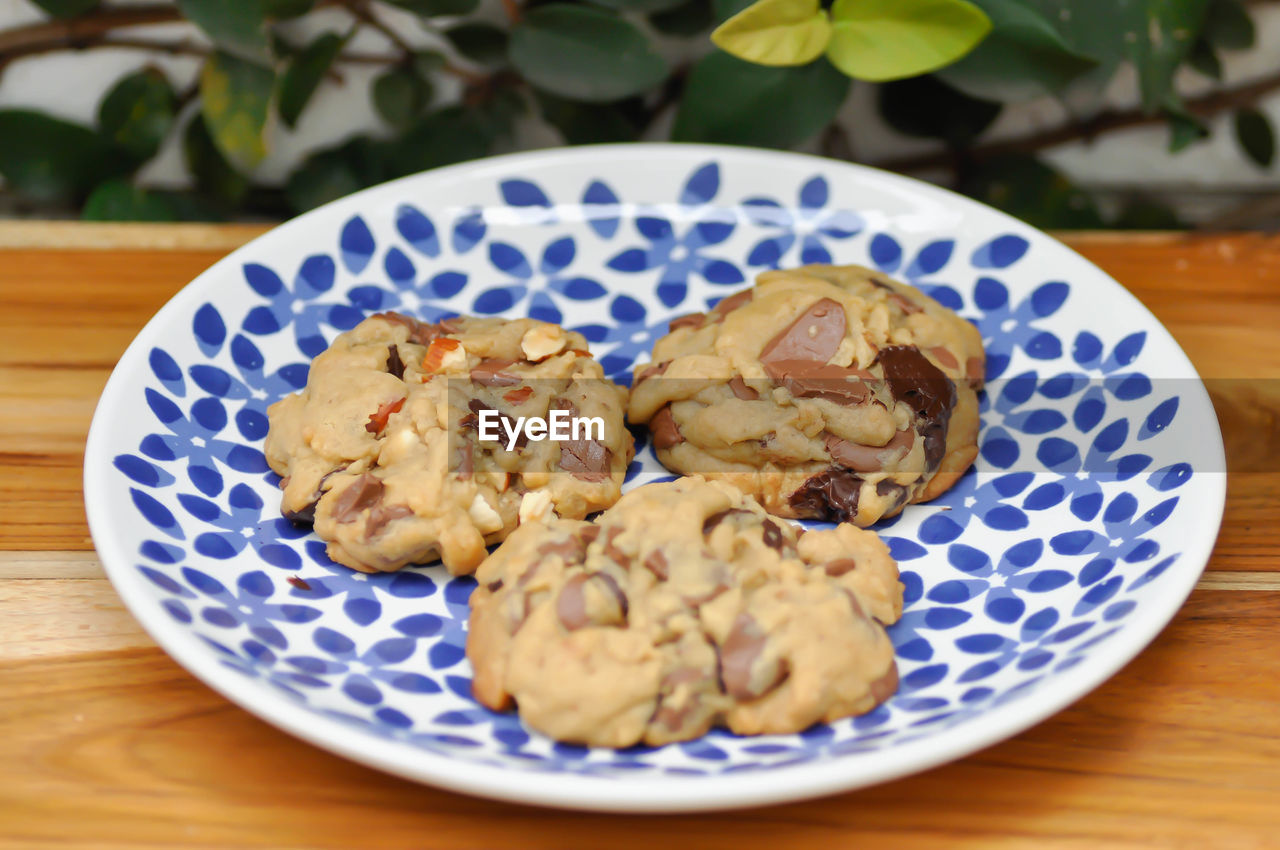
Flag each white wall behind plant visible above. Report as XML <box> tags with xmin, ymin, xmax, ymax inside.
<box><xmin>2</xmin><ymin>0</ymin><xmax>1278</xmax><ymax>221</ymax></box>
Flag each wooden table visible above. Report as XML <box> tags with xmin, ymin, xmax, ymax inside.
<box><xmin>1</xmin><ymin>225</ymin><xmax>1277</xmax><ymax>849</ymax></box>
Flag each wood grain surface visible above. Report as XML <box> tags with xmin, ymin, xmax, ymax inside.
<box><xmin>1</xmin><ymin>226</ymin><xmax>1277</xmax><ymax>848</ymax></box>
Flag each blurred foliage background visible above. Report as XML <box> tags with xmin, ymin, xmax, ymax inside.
<box><xmin>0</xmin><ymin>0</ymin><xmax>1274</xmax><ymax>228</ymax></box>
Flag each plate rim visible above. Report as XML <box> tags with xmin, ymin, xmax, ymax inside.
<box><xmin>83</xmin><ymin>142</ymin><xmax>1227</xmax><ymax>812</ymax></box>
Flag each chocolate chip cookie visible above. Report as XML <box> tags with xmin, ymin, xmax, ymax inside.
<box><xmin>628</xmin><ymin>264</ymin><xmax>984</xmax><ymax>526</ymax></box>
<box><xmin>265</xmin><ymin>311</ymin><xmax>633</xmax><ymax>575</ymax></box>
<box><xmin>468</xmin><ymin>477</ymin><xmax>902</xmax><ymax>747</ymax></box>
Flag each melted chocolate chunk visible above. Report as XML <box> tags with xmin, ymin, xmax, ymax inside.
<box><xmin>887</xmin><ymin>293</ymin><xmax>921</xmax><ymax>315</ymax></box>
<box><xmin>720</xmin><ymin>614</ymin><xmax>789</xmax><ymax>700</ymax></box>
<box><xmin>462</xmin><ymin>398</ymin><xmax>528</xmax><ymax>449</ymax></box>
<box><xmin>709</xmin><ymin>289</ymin><xmax>753</xmax><ymax>319</ymax></box>
<box><xmin>649</xmin><ymin>405</ymin><xmax>685</xmax><ymax>450</ymax></box>
<box><xmin>702</xmin><ymin>508</ymin><xmax>751</xmax><ymax>535</ymax></box>
<box><xmin>372</xmin><ymin>311</ymin><xmax>447</xmax><ymax>346</ymax></box>
<box><xmin>470</xmin><ymin>358</ymin><xmax>521</xmax><ymax>387</ymax></box>
<box><xmin>928</xmin><ymin>345</ymin><xmax>958</xmax><ymax>370</ymax></box>
<box><xmin>767</xmin><ymin>361</ymin><xmax>870</xmax><ymax>404</ymax></box>
<box><xmin>727</xmin><ymin>375</ymin><xmax>759</xmax><ymax>400</ymax></box>
<box><xmin>760</xmin><ymin>519</ymin><xmax>784</xmax><ymax>551</ymax></box>
<box><xmin>875</xmin><ymin>478</ymin><xmax>909</xmax><ymax>511</ymax></box>
<box><xmin>558</xmin><ymin>438</ymin><xmax>611</xmax><ymax>481</ymax></box>
<box><xmin>825</xmin><ymin>428</ymin><xmax>914</xmax><ymax>473</ymax></box>
<box><xmin>643</xmin><ymin>549</ymin><xmax>669</xmax><ymax>581</ymax></box>
<box><xmin>366</xmin><ymin>503</ymin><xmax>413</xmax><ymax>538</ymax></box>
<box><xmin>635</xmin><ymin>360</ymin><xmax>670</xmax><ymax>384</ymax></box>
<box><xmin>385</xmin><ymin>344</ymin><xmax>405</xmax><ymax>380</ymax></box>
<box><xmin>537</xmin><ymin>536</ymin><xmax>588</xmax><ymax>564</ymax></box>
<box><xmin>556</xmin><ymin>572</ymin><xmax>628</xmax><ymax>630</ymax></box>
<box><xmin>788</xmin><ymin>466</ymin><xmax>863</xmax><ymax>522</ymax></box>
<box><xmin>331</xmin><ymin>474</ymin><xmax>385</xmax><ymax>523</ymax></box>
<box><xmin>875</xmin><ymin>345</ymin><xmax>956</xmax><ymax>423</ymax></box>
<box><xmin>759</xmin><ymin>298</ymin><xmax>847</xmax><ymax>366</ymax></box>
<box><xmin>486</xmin><ymin>579</ymin><xmax>504</xmax><ymax>593</ymax></box>
<box><xmin>668</xmin><ymin>313</ymin><xmax>705</xmax><ymax>331</ymax></box>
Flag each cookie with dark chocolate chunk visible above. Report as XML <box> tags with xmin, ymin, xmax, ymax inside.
<box><xmin>627</xmin><ymin>263</ymin><xmax>984</xmax><ymax>527</ymax></box>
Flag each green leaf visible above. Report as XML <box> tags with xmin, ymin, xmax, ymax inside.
<box><xmin>510</xmin><ymin>5</ymin><xmax>667</xmax><ymax>102</ymax></box>
<box><xmin>825</xmin><ymin>0</ymin><xmax>991</xmax><ymax>81</ymax></box>
<box><xmin>0</xmin><ymin>110</ymin><xmax>131</xmax><ymax>204</ymax></box>
<box><xmin>672</xmin><ymin>51</ymin><xmax>849</xmax><ymax>147</ymax></box>
<box><xmin>82</xmin><ymin>179</ymin><xmax>180</xmax><ymax>221</ymax></box>
<box><xmin>373</xmin><ymin>67</ymin><xmax>433</xmax><ymax>128</ymax></box>
<box><xmin>1203</xmin><ymin>0</ymin><xmax>1253</xmax><ymax>50</ymax></box>
<box><xmin>1186</xmin><ymin>38</ymin><xmax>1222</xmax><ymax>80</ymax></box>
<box><xmin>1112</xmin><ymin>197</ymin><xmax>1182</xmax><ymax>229</ymax></box>
<box><xmin>200</xmin><ymin>50</ymin><xmax>276</xmax><ymax>171</ymax></box>
<box><xmin>384</xmin><ymin>0</ymin><xmax>481</xmax><ymax>15</ymax></box>
<box><xmin>958</xmin><ymin>154</ymin><xmax>1103</xmax><ymax>229</ymax></box>
<box><xmin>650</xmin><ymin>0</ymin><xmax>715</xmax><ymax>36</ymax></box>
<box><xmin>1164</xmin><ymin>96</ymin><xmax>1208</xmax><ymax>152</ymax></box>
<box><xmin>445</xmin><ymin>23</ymin><xmax>510</xmax><ymax>66</ymax></box>
<box><xmin>177</xmin><ymin>0</ymin><xmax>271</xmax><ymax>62</ymax></box>
<box><xmin>1234</xmin><ymin>107</ymin><xmax>1275</xmax><ymax>168</ymax></box>
<box><xmin>936</xmin><ymin>0</ymin><xmax>1096</xmax><ymax>102</ymax></box>
<box><xmin>183</xmin><ymin>114</ymin><xmax>250</xmax><ymax>204</ymax></box>
<box><xmin>263</xmin><ymin>0</ymin><xmax>316</xmax><ymax>17</ymax></box>
<box><xmin>412</xmin><ymin>50</ymin><xmax>448</xmax><ymax>78</ymax></box>
<box><xmin>381</xmin><ymin>107</ymin><xmax>495</xmax><ymax>178</ymax></box>
<box><xmin>711</xmin><ymin>0</ymin><xmax>832</xmax><ymax>67</ymax></box>
<box><xmin>278</xmin><ymin>32</ymin><xmax>347</xmax><ymax>128</ymax></box>
<box><xmin>583</xmin><ymin>0</ymin><xmax>692</xmax><ymax>12</ymax></box>
<box><xmin>476</xmin><ymin>88</ymin><xmax>527</xmax><ymax>139</ymax></box>
<box><xmin>1023</xmin><ymin>0</ymin><xmax>1209</xmax><ymax>114</ymax></box>
<box><xmin>286</xmin><ymin>136</ymin><xmax>390</xmax><ymax>213</ymax></box>
<box><xmin>536</xmin><ymin>91</ymin><xmax>640</xmax><ymax>144</ymax></box>
<box><xmin>29</xmin><ymin>0</ymin><xmax>99</xmax><ymax>18</ymax></box>
<box><xmin>97</xmin><ymin>68</ymin><xmax>177</xmax><ymax>162</ymax></box>
<box><xmin>877</xmin><ymin>75</ymin><xmax>999</xmax><ymax>146</ymax></box>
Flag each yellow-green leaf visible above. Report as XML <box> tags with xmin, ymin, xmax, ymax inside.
<box><xmin>200</xmin><ymin>51</ymin><xmax>275</xmax><ymax>171</ymax></box>
<box><xmin>711</xmin><ymin>0</ymin><xmax>831</xmax><ymax>67</ymax></box>
<box><xmin>826</xmin><ymin>0</ymin><xmax>990</xmax><ymax>82</ymax></box>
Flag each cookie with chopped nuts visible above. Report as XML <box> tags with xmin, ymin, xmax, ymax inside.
<box><xmin>467</xmin><ymin>476</ymin><xmax>902</xmax><ymax>748</ymax></box>
<box><xmin>264</xmin><ymin>311</ymin><xmax>633</xmax><ymax>575</ymax></box>
<box><xmin>627</xmin><ymin>264</ymin><xmax>985</xmax><ymax>527</ymax></box>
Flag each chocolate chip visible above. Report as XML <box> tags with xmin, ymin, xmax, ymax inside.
<box><xmin>709</xmin><ymin>289</ymin><xmax>753</xmax><ymax>319</ymax></box>
<box><xmin>463</xmin><ymin>399</ymin><xmax>528</xmax><ymax>449</ymax></box>
<box><xmin>643</xmin><ymin>549</ymin><xmax>669</xmax><ymax>581</ymax></box>
<box><xmin>720</xmin><ymin>614</ymin><xmax>789</xmax><ymax>700</ymax></box>
<box><xmin>635</xmin><ymin>360</ymin><xmax>670</xmax><ymax>384</ymax></box>
<box><xmin>869</xmin><ymin>661</ymin><xmax>899</xmax><ymax>705</ymax></box>
<box><xmin>386</xmin><ymin>344</ymin><xmax>405</xmax><ymax>380</ymax></box>
<box><xmin>887</xmin><ymin>293</ymin><xmax>921</xmax><ymax>314</ymax></box>
<box><xmin>965</xmin><ymin>355</ymin><xmax>985</xmax><ymax>387</ymax></box>
<box><xmin>825</xmin><ymin>428</ymin><xmax>914</xmax><ymax>473</ymax></box>
<box><xmin>929</xmin><ymin>345</ymin><xmax>959</xmax><ymax>370</ymax></box>
<box><xmin>649</xmin><ymin>405</ymin><xmax>685</xmax><ymax>451</ymax></box>
<box><xmin>283</xmin><ymin>502</ymin><xmax>318</xmax><ymax>525</ymax></box>
<box><xmin>788</xmin><ymin>466</ymin><xmax>863</xmax><ymax>522</ymax></box>
<box><xmin>759</xmin><ymin>298</ymin><xmax>846</xmax><ymax>367</ymax></box>
<box><xmin>875</xmin><ymin>344</ymin><xmax>956</xmax><ymax>424</ymax></box>
<box><xmin>668</xmin><ymin>313</ymin><xmax>705</xmax><ymax>331</ymax></box>
<box><xmin>366</xmin><ymin>503</ymin><xmax>413</xmax><ymax>538</ymax></box>
<box><xmin>331</xmin><ymin>474</ymin><xmax>384</xmax><ymax>523</ymax></box>
<box><xmin>875</xmin><ymin>478</ymin><xmax>909</xmax><ymax>511</ymax></box>
<box><xmin>556</xmin><ymin>572</ymin><xmax>628</xmax><ymax>630</ymax></box>
<box><xmin>702</xmin><ymin>508</ymin><xmax>750</xmax><ymax>535</ymax></box>
<box><xmin>470</xmin><ymin>358</ymin><xmax>521</xmax><ymax>387</ymax></box>
<box><xmin>767</xmin><ymin>361</ymin><xmax>870</xmax><ymax>404</ymax></box>
<box><xmin>558</xmin><ymin>437</ymin><xmax>612</xmax><ymax>481</ymax></box>
<box><xmin>824</xmin><ymin>558</ymin><xmax>857</xmax><ymax>577</ymax></box>
<box><xmin>372</xmin><ymin>311</ymin><xmax>448</xmax><ymax>346</ymax></box>
<box><xmin>537</xmin><ymin>536</ymin><xmax>588</xmax><ymax>564</ymax></box>
<box><xmin>728</xmin><ymin>375</ymin><xmax>759</xmax><ymax>400</ymax></box>
<box><xmin>486</xmin><ymin>579</ymin><xmax>504</xmax><ymax>593</ymax></box>
<box><xmin>761</xmin><ymin>519</ymin><xmax>784</xmax><ymax>551</ymax></box>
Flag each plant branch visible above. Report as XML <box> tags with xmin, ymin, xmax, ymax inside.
<box><xmin>342</xmin><ymin>0</ymin><xmax>414</xmax><ymax>56</ymax></box>
<box><xmin>874</xmin><ymin>68</ymin><xmax>1280</xmax><ymax>173</ymax></box>
<box><xmin>500</xmin><ymin>0</ymin><xmax>523</xmax><ymax>24</ymax></box>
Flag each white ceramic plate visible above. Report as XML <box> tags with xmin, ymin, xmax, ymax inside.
<box><xmin>85</xmin><ymin>144</ymin><xmax>1225</xmax><ymax>812</ymax></box>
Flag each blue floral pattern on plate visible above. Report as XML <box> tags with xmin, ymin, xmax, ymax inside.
<box><xmin>85</xmin><ymin>146</ymin><xmax>1223</xmax><ymax>810</ymax></box>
